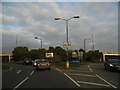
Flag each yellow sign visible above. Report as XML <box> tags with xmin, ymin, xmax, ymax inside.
<box><xmin>63</xmin><ymin>42</ymin><xmax>71</xmax><ymax>48</ymax></box>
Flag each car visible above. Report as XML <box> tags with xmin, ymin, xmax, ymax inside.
<box><xmin>33</xmin><ymin>59</ymin><xmax>41</xmax><ymax>67</ymax></box>
<box><xmin>35</xmin><ymin>60</ymin><xmax>50</xmax><ymax>70</ymax></box>
<box><xmin>16</xmin><ymin>60</ymin><xmax>24</xmax><ymax>64</ymax></box>
<box><xmin>23</xmin><ymin>58</ymin><xmax>32</xmax><ymax>65</ymax></box>
<box><xmin>70</xmin><ymin>60</ymin><xmax>80</xmax><ymax>63</ymax></box>
<box><xmin>104</xmin><ymin>59</ymin><xmax>120</xmax><ymax>72</ymax></box>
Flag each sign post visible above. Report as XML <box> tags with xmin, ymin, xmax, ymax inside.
<box><xmin>63</xmin><ymin>42</ymin><xmax>71</xmax><ymax>68</ymax></box>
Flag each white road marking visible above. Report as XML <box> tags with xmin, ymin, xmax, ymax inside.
<box><xmin>96</xmin><ymin>74</ymin><xmax>117</xmax><ymax>88</ymax></box>
<box><xmin>77</xmin><ymin>81</ymin><xmax>110</xmax><ymax>87</ymax></box>
<box><xmin>16</xmin><ymin>70</ymin><xmax>21</xmax><ymax>74</ymax></box>
<box><xmin>30</xmin><ymin>70</ymin><xmax>34</xmax><ymax>76</ymax></box>
<box><xmin>64</xmin><ymin>70</ymin><xmax>91</xmax><ymax>72</ymax></box>
<box><xmin>56</xmin><ymin>68</ymin><xmax>62</xmax><ymax>72</ymax></box>
<box><xmin>67</xmin><ymin>73</ymin><xmax>96</xmax><ymax>77</ymax></box>
<box><xmin>64</xmin><ymin>73</ymin><xmax>81</xmax><ymax>87</ymax></box>
<box><xmin>12</xmin><ymin>77</ymin><xmax>28</xmax><ymax>90</ymax></box>
<box><xmin>88</xmin><ymin>65</ymin><xmax>93</xmax><ymax>72</ymax></box>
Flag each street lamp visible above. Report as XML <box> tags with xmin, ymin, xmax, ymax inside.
<box><xmin>55</xmin><ymin>15</ymin><xmax>79</xmax><ymax>68</ymax></box>
<box><xmin>84</xmin><ymin>38</ymin><xmax>91</xmax><ymax>52</ymax></box>
<box><xmin>55</xmin><ymin>15</ymin><xmax>79</xmax><ymax>51</ymax></box>
<box><xmin>35</xmin><ymin>37</ymin><xmax>42</xmax><ymax>49</ymax></box>
<box><xmin>91</xmin><ymin>35</ymin><xmax>95</xmax><ymax>50</ymax></box>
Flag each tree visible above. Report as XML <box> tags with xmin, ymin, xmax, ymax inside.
<box><xmin>47</xmin><ymin>46</ymin><xmax>55</xmax><ymax>53</ymax></box>
<box><xmin>55</xmin><ymin>46</ymin><xmax>67</xmax><ymax>62</ymax></box>
<box><xmin>39</xmin><ymin>48</ymin><xmax>47</xmax><ymax>59</ymax></box>
<box><xmin>85</xmin><ymin>50</ymin><xmax>103</xmax><ymax>62</ymax></box>
<box><xmin>67</xmin><ymin>49</ymin><xmax>74</xmax><ymax>60</ymax></box>
<box><xmin>29</xmin><ymin>49</ymin><xmax>40</xmax><ymax>60</ymax></box>
<box><xmin>29</xmin><ymin>48</ymin><xmax>47</xmax><ymax>60</ymax></box>
<box><xmin>12</xmin><ymin>46</ymin><xmax>29</xmax><ymax>61</ymax></box>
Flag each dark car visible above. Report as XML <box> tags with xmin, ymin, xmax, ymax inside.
<box><xmin>104</xmin><ymin>59</ymin><xmax>120</xmax><ymax>72</ymax></box>
<box><xmin>35</xmin><ymin>60</ymin><xmax>50</xmax><ymax>70</ymax></box>
<box><xmin>16</xmin><ymin>61</ymin><xmax>24</xmax><ymax>64</ymax></box>
<box><xmin>23</xmin><ymin>58</ymin><xmax>32</xmax><ymax>65</ymax></box>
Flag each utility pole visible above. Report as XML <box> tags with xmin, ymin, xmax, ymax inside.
<box><xmin>16</xmin><ymin>34</ymin><xmax>18</xmax><ymax>47</ymax></box>
<box><xmin>91</xmin><ymin>35</ymin><xmax>94</xmax><ymax>50</ymax></box>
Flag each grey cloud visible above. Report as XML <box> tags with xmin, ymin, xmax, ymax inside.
<box><xmin>2</xmin><ymin>2</ymin><xmax>118</xmax><ymax>53</ymax></box>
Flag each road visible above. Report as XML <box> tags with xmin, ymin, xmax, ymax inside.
<box><xmin>2</xmin><ymin>63</ymin><xmax>120</xmax><ymax>89</ymax></box>
<box><xmin>2</xmin><ymin>64</ymin><xmax>78</xmax><ymax>89</ymax></box>
<box><xmin>57</xmin><ymin>63</ymin><xmax>120</xmax><ymax>89</ymax></box>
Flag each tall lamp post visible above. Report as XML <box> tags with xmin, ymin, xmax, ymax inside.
<box><xmin>84</xmin><ymin>38</ymin><xmax>91</xmax><ymax>61</ymax></box>
<box><xmin>84</xmin><ymin>38</ymin><xmax>91</xmax><ymax>52</ymax></box>
<box><xmin>35</xmin><ymin>37</ymin><xmax>42</xmax><ymax>49</ymax></box>
<box><xmin>55</xmin><ymin>15</ymin><xmax>79</xmax><ymax>51</ymax></box>
<box><xmin>55</xmin><ymin>16</ymin><xmax>79</xmax><ymax>68</ymax></box>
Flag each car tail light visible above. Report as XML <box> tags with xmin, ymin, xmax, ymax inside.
<box><xmin>38</xmin><ymin>64</ymin><xmax>41</xmax><ymax>66</ymax></box>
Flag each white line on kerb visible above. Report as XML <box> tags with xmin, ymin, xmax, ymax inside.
<box><xmin>12</xmin><ymin>77</ymin><xmax>28</xmax><ymax>90</ymax></box>
<box><xmin>30</xmin><ymin>70</ymin><xmax>34</xmax><ymax>76</ymax></box>
<box><xmin>64</xmin><ymin>73</ymin><xmax>81</xmax><ymax>87</ymax></box>
<box><xmin>96</xmin><ymin>74</ymin><xmax>117</xmax><ymax>88</ymax></box>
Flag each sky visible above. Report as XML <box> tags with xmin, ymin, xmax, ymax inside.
<box><xmin>1</xmin><ymin>1</ymin><xmax>119</xmax><ymax>53</ymax></box>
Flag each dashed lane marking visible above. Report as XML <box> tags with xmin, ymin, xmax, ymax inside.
<box><xmin>12</xmin><ymin>77</ymin><xmax>28</xmax><ymax>90</ymax></box>
<box><xmin>30</xmin><ymin>70</ymin><xmax>34</xmax><ymax>76</ymax></box>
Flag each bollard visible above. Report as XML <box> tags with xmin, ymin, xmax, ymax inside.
<box><xmin>66</xmin><ymin>61</ymin><xmax>69</xmax><ymax>69</ymax></box>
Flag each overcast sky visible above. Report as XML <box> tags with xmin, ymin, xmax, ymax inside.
<box><xmin>1</xmin><ymin>1</ymin><xmax>118</xmax><ymax>53</ymax></box>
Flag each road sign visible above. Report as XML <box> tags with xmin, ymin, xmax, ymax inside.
<box><xmin>46</xmin><ymin>53</ymin><xmax>54</xmax><ymax>58</ymax></box>
<box><xmin>63</xmin><ymin>42</ymin><xmax>71</xmax><ymax>48</ymax></box>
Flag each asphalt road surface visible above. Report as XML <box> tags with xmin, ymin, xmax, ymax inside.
<box><xmin>2</xmin><ymin>64</ymin><xmax>78</xmax><ymax>89</ymax></box>
<box><xmin>2</xmin><ymin>63</ymin><xmax>120</xmax><ymax>89</ymax></box>
<box><xmin>57</xmin><ymin>63</ymin><xmax>120</xmax><ymax>89</ymax></box>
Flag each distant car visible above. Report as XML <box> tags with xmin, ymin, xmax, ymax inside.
<box><xmin>70</xmin><ymin>60</ymin><xmax>80</xmax><ymax>63</ymax></box>
<box><xmin>16</xmin><ymin>61</ymin><xmax>23</xmax><ymax>64</ymax></box>
<box><xmin>104</xmin><ymin>59</ymin><xmax>120</xmax><ymax>72</ymax></box>
<box><xmin>23</xmin><ymin>58</ymin><xmax>32</xmax><ymax>65</ymax></box>
<box><xmin>35</xmin><ymin>60</ymin><xmax>50</xmax><ymax>70</ymax></box>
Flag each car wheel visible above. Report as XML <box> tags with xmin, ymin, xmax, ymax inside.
<box><xmin>104</xmin><ymin>66</ymin><xmax>107</xmax><ymax>70</ymax></box>
<box><xmin>48</xmin><ymin>68</ymin><xmax>50</xmax><ymax>70</ymax></box>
